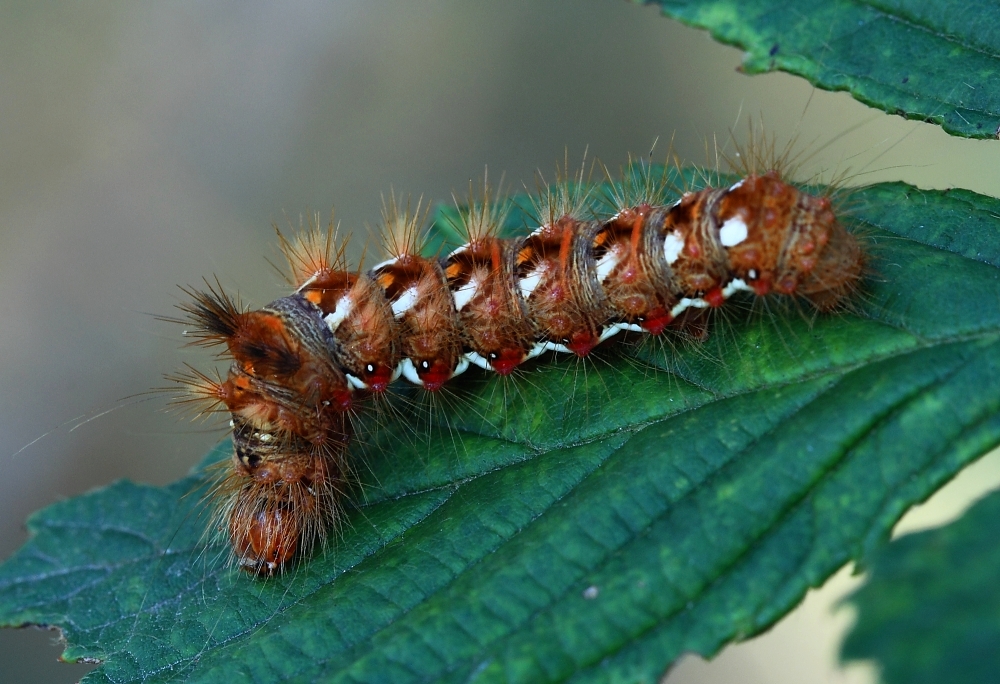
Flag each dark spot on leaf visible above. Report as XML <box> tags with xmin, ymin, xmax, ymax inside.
<box><xmin>769</xmin><ymin>43</ymin><xmax>779</xmax><ymax>56</ymax></box>
<box><xmin>901</xmin><ymin>76</ymin><xmax>909</xmax><ymax>84</ymax></box>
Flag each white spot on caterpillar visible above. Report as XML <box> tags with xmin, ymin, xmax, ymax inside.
<box><xmin>542</xmin><ymin>341</ymin><xmax>571</xmax><ymax>354</ymax></box>
<box><xmin>391</xmin><ymin>287</ymin><xmax>419</xmax><ymax>318</ymax></box>
<box><xmin>526</xmin><ymin>342</ymin><xmax>548</xmax><ymax>359</ymax></box>
<box><xmin>618</xmin><ymin>322</ymin><xmax>644</xmax><ymax>333</ymax></box>
<box><xmin>370</xmin><ymin>256</ymin><xmax>398</xmax><ymax>272</ymax></box>
<box><xmin>400</xmin><ymin>356</ymin><xmax>468</xmax><ymax>385</ymax></box>
<box><xmin>670</xmin><ymin>297</ymin><xmax>710</xmax><ymax>318</ymax></box>
<box><xmin>519</xmin><ymin>270</ymin><xmax>543</xmax><ymax>299</ymax></box>
<box><xmin>452</xmin><ymin>355</ymin><xmax>470</xmax><ymax>377</ymax></box>
<box><xmin>599</xmin><ymin>324</ymin><xmax>625</xmax><ymax>342</ymax></box>
<box><xmin>295</xmin><ymin>274</ymin><xmax>319</xmax><ymax>293</ymax></box>
<box><xmin>399</xmin><ymin>358</ymin><xmax>423</xmax><ymax>386</ymax></box>
<box><xmin>595</xmin><ymin>250</ymin><xmax>620</xmax><ymax>283</ymax></box>
<box><xmin>722</xmin><ymin>278</ymin><xmax>752</xmax><ymax>299</ymax></box>
<box><xmin>465</xmin><ymin>350</ymin><xmax>492</xmax><ymax>371</ymax></box>
<box><xmin>663</xmin><ymin>231</ymin><xmax>684</xmax><ymax>265</ymax></box>
<box><xmin>346</xmin><ymin>374</ymin><xmax>368</xmax><ymax>390</ymax></box>
<box><xmin>446</xmin><ymin>245</ymin><xmax>468</xmax><ymax>259</ymax></box>
<box><xmin>323</xmin><ymin>295</ymin><xmax>354</xmax><ymax>332</ymax></box>
<box><xmin>719</xmin><ymin>217</ymin><xmax>748</xmax><ymax>247</ymax></box>
<box><xmin>729</xmin><ymin>179</ymin><xmax>745</xmax><ymax>192</ymax></box>
<box><xmin>749</xmin><ymin>269</ymin><xmax>758</xmax><ymax>280</ymax></box>
<box><xmin>258</xmin><ymin>433</ymin><xmax>272</xmax><ymax>442</ymax></box>
<box><xmin>667</xmin><ymin>280</ymin><xmax>750</xmax><ymax>319</ymax></box>
<box><xmin>452</xmin><ymin>278</ymin><xmax>479</xmax><ymax>312</ymax></box>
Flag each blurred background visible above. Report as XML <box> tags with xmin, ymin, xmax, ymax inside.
<box><xmin>2</xmin><ymin>1</ymin><xmax>1000</xmax><ymax>681</ymax></box>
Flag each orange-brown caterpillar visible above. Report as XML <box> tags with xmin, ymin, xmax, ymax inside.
<box><xmin>174</xmin><ymin>164</ymin><xmax>862</xmax><ymax>575</ymax></box>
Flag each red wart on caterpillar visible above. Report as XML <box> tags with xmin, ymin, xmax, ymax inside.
<box><xmin>172</xmin><ymin>160</ymin><xmax>862</xmax><ymax>575</ymax></box>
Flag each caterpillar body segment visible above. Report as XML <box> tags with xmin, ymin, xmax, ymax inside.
<box><xmin>223</xmin><ymin>412</ymin><xmax>351</xmax><ymax>575</ymax></box>
<box><xmin>371</xmin><ymin>252</ymin><xmax>466</xmax><ymax>391</ymax></box>
<box><xmin>591</xmin><ymin>203</ymin><xmax>675</xmax><ymax>335</ymax></box>
<box><xmin>444</xmin><ymin>235</ymin><xmax>536</xmax><ymax>375</ymax></box>
<box><xmin>279</xmin><ymin>223</ymin><xmax>402</xmax><ymax>393</ymax></box>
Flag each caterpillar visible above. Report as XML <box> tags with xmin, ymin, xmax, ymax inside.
<box><xmin>173</xmin><ymin>161</ymin><xmax>863</xmax><ymax>575</ymax></box>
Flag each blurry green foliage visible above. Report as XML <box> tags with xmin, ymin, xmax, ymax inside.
<box><xmin>842</xmin><ymin>489</ymin><xmax>1000</xmax><ymax>683</ymax></box>
<box><xmin>651</xmin><ymin>0</ymin><xmax>1000</xmax><ymax>138</ymax></box>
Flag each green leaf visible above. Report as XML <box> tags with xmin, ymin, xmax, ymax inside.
<box><xmin>648</xmin><ymin>0</ymin><xmax>1000</xmax><ymax>138</ymax></box>
<box><xmin>2</xmin><ymin>178</ymin><xmax>1000</xmax><ymax>683</ymax></box>
<box><xmin>841</xmin><ymin>488</ymin><xmax>1000</xmax><ymax>683</ymax></box>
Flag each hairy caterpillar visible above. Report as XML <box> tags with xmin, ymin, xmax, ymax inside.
<box><xmin>173</xmin><ymin>159</ymin><xmax>863</xmax><ymax>575</ymax></box>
